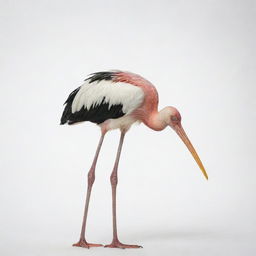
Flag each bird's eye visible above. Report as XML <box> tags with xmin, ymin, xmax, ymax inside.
<box><xmin>171</xmin><ymin>116</ymin><xmax>178</xmax><ymax>121</ymax></box>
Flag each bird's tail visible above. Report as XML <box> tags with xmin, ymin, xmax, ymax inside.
<box><xmin>60</xmin><ymin>86</ymin><xmax>81</xmax><ymax>125</ymax></box>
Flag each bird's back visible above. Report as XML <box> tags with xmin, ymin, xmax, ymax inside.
<box><xmin>60</xmin><ymin>71</ymin><xmax>145</xmax><ymax>125</ymax></box>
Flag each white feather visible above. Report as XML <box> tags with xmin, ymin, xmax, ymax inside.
<box><xmin>71</xmin><ymin>80</ymin><xmax>144</xmax><ymax>114</ymax></box>
<box><xmin>106</xmin><ymin>115</ymin><xmax>139</xmax><ymax>131</ymax></box>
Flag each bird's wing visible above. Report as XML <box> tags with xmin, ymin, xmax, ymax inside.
<box><xmin>72</xmin><ymin>79</ymin><xmax>144</xmax><ymax>114</ymax></box>
<box><xmin>61</xmin><ymin>79</ymin><xmax>144</xmax><ymax>125</ymax></box>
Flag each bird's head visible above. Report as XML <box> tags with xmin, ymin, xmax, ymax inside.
<box><xmin>161</xmin><ymin>106</ymin><xmax>208</xmax><ymax>180</ymax></box>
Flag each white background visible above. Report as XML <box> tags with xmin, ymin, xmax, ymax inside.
<box><xmin>1</xmin><ymin>0</ymin><xmax>256</xmax><ymax>255</ymax></box>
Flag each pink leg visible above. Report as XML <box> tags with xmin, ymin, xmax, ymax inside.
<box><xmin>73</xmin><ymin>133</ymin><xmax>105</xmax><ymax>249</ymax></box>
<box><xmin>105</xmin><ymin>132</ymin><xmax>142</xmax><ymax>249</ymax></box>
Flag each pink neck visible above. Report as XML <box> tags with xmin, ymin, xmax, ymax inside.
<box><xmin>143</xmin><ymin>111</ymin><xmax>167</xmax><ymax>131</ymax></box>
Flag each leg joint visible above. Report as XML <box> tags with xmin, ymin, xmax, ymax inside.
<box><xmin>87</xmin><ymin>170</ymin><xmax>95</xmax><ymax>186</ymax></box>
<box><xmin>110</xmin><ymin>172</ymin><xmax>118</xmax><ymax>186</ymax></box>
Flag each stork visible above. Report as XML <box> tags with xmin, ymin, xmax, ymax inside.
<box><xmin>60</xmin><ymin>70</ymin><xmax>208</xmax><ymax>249</ymax></box>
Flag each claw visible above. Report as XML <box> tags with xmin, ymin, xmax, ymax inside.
<box><xmin>73</xmin><ymin>239</ymin><xmax>103</xmax><ymax>249</ymax></box>
<box><xmin>104</xmin><ymin>240</ymin><xmax>142</xmax><ymax>249</ymax></box>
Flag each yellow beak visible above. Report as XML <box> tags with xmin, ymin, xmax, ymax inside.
<box><xmin>174</xmin><ymin>124</ymin><xmax>208</xmax><ymax>180</ymax></box>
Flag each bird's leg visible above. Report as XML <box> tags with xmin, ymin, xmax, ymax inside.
<box><xmin>105</xmin><ymin>131</ymin><xmax>142</xmax><ymax>249</ymax></box>
<box><xmin>73</xmin><ymin>133</ymin><xmax>105</xmax><ymax>249</ymax></box>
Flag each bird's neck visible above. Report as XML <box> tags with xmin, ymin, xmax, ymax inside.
<box><xmin>144</xmin><ymin>110</ymin><xmax>168</xmax><ymax>131</ymax></box>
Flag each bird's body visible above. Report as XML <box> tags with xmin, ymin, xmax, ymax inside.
<box><xmin>61</xmin><ymin>71</ymin><xmax>162</xmax><ymax>132</ymax></box>
<box><xmin>61</xmin><ymin>70</ymin><xmax>208</xmax><ymax>249</ymax></box>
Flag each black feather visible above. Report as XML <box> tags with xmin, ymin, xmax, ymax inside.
<box><xmin>85</xmin><ymin>71</ymin><xmax>116</xmax><ymax>83</ymax></box>
<box><xmin>60</xmin><ymin>87</ymin><xmax>125</xmax><ymax>125</ymax></box>
<box><xmin>66</xmin><ymin>99</ymin><xmax>125</xmax><ymax>125</ymax></box>
<box><xmin>61</xmin><ymin>71</ymin><xmax>125</xmax><ymax>125</ymax></box>
<box><xmin>60</xmin><ymin>87</ymin><xmax>81</xmax><ymax>125</ymax></box>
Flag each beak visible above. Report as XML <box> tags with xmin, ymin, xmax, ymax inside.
<box><xmin>173</xmin><ymin>124</ymin><xmax>208</xmax><ymax>180</ymax></box>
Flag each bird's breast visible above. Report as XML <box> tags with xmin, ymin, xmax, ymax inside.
<box><xmin>99</xmin><ymin>115</ymin><xmax>138</xmax><ymax>133</ymax></box>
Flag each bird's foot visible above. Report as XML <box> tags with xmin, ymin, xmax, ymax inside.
<box><xmin>73</xmin><ymin>239</ymin><xmax>103</xmax><ymax>249</ymax></box>
<box><xmin>104</xmin><ymin>239</ymin><xmax>142</xmax><ymax>249</ymax></box>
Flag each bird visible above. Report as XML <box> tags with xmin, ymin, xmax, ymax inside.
<box><xmin>60</xmin><ymin>70</ymin><xmax>208</xmax><ymax>249</ymax></box>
